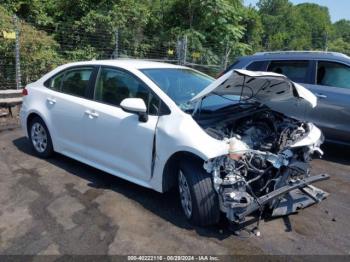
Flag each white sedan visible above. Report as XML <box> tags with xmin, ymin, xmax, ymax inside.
<box><xmin>20</xmin><ymin>60</ymin><xmax>329</xmax><ymax>226</ymax></box>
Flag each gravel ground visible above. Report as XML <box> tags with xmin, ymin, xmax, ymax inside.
<box><xmin>0</xmin><ymin>127</ymin><xmax>349</xmax><ymax>255</ymax></box>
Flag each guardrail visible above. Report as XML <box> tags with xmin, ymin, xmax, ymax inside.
<box><xmin>0</xmin><ymin>89</ymin><xmax>22</xmax><ymax>117</ymax></box>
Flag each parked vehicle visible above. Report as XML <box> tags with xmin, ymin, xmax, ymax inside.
<box><xmin>222</xmin><ymin>51</ymin><xmax>350</xmax><ymax>145</ymax></box>
<box><xmin>20</xmin><ymin>60</ymin><xmax>329</xmax><ymax>226</ymax></box>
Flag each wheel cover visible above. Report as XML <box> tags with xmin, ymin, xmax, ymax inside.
<box><xmin>31</xmin><ymin>122</ymin><xmax>48</xmax><ymax>153</ymax></box>
<box><xmin>178</xmin><ymin>170</ymin><xmax>192</xmax><ymax>219</ymax></box>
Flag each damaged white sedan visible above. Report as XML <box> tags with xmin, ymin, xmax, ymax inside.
<box><xmin>20</xmin><ymin>60</ymin><xmax>329</xmax><ymax>227</ymax></box>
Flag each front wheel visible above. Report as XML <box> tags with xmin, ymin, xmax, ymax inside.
<box><xmin>178</xmin><ymin>159</ymin><xmax>220</xmax><ymax>226</ymax></box>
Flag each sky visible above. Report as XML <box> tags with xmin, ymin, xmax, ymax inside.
<box><xmin>244</xmin><ymin>0</ymin><xmax>350</xmax><ymax>22</ymax></box>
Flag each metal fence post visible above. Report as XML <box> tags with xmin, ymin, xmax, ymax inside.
<box><xmin>222</xmin><ymin>40</ymin><xmax>230</xmax><ymax>70</ymax></box>
<box><xmin>113</xmin><ymin>28</ymin><xmax>119</xmax><ymax>59</ymax></box>
<box><xmin>13</xmin><ymin>15</ymin><xmax>21</xmax><ymax>89</ymax></box>
<box><xmin>182</xmin><ymin>35</ymin><xmax>187</xmax><ymax>65</ymax></box>
<box><xmin>176</xmin><ymin>36</ymin><xmax>188</xmax><ymax>65</ymax></box>
<box><xmin>176</xmin><ymin>37</ymin><xmax>182</xmax><ymax>65</ymax></box>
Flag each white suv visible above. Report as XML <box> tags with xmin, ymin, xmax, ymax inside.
<box><xmin>20</xmin><ymin>60</ymin><xmax>329</xmax><ymax>226</ymax></box>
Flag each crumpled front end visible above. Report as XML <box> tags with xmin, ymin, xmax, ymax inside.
<box><xmin>202</xmin><ymin>110</ymin><xmax>329</xmax><ymax>224</ymax></box>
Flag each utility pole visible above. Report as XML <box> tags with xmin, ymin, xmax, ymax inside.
<box><xmin>13</xmin><ymin>15</ymin><xmax>21</xmax><ymax>89</ymax></box>
<box><xmin>114</xmin><ymin>28</ymin><xmax>119</xmax><ymax>59</ymax></box>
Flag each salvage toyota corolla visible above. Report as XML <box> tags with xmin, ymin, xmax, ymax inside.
<box><xmin>20</xmin><ymin>60</ymin><xmax>329</xmax><ymax>227</ymax></box>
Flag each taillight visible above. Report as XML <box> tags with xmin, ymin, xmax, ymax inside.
<box><xmin>22</xmin><ymin>87</ymin><xmax>28</xmax><ymax>96</ymax></box>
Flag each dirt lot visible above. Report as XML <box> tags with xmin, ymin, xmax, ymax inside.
<box><xmin>0</xmin><ymin>125</ymin><xmax>349</xmax><ymax>255</ymax></box>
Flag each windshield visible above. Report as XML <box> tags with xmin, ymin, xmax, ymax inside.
<box><xmin>141</xmin><ymin>68</ymin><xmax>240</xmax><ymax>110</ymax></box>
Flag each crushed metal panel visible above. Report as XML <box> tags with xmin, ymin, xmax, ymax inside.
<box><xmin>271</xmin><ymin>186</ymin><xmax>329</xmax><ymax>217</ymax></box>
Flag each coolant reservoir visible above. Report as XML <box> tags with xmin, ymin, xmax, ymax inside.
<box><xmin>229</xmin><ymin>137</ymin><xmax>249</xmax><ymax>160</ymax></box>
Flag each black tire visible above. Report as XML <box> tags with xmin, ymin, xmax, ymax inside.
<box><xmin>28</xmin><ymin>116</ymin><xmax>54</xmax><ymax>158</ymax></box>
<box><xmin>178</xmin><ymin>158</ymin><xmax>220</xmax><ymax>226</ymax></box>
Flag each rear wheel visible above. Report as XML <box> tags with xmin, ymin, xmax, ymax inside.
<box><xmin>29</xmin><ymin>116</ymin><xmax>54</xmax><ymax>158</ymax></box>
<box><xmin>178</xmin><ymin>159</ymin><xmax>220</xmax><ymax>226</ymax></box>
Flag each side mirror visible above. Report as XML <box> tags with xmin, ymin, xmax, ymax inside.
<box><xmin>120</xmin><ymin>98</ymin><xmax>148</xmax><ymax>122</ymax></box>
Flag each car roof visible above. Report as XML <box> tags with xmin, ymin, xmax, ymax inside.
<box><xmin>60</xmin><ymin>59</ymin><xmax>186</xmax><ymax>70</ymax></box>
<box><xmin>240</xmin><ymin>51</ymin><xmax>350</xmax><ymax>62</ymax></box>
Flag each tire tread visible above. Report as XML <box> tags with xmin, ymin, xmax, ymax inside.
<box><xmin>180</xmin><ymin>158</ymin><xmax>220</xmax><ymax>226</ymax></box>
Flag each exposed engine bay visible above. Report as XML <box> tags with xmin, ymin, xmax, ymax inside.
<box><xmin>195</xmin><ymin>105</ymin><xmax>329</xmax><ymax>223</ymax></box>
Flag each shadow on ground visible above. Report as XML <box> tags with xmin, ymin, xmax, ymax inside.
<box><xmin>13</xmin><ymin>137</ymin><xmax>345</xmax><ymax>240</ymax></box>
<box><xmin>321</xmin><ymin>142</ymin><xmax>350</xmax><ymax>165</ymax></box>
<box><xmin>13</xmin><ymin>137</ymin><xmax>252</xmax><ymax>240</ymax></box>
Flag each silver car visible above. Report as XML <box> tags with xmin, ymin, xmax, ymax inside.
<box><xmin>225</xmin><ymin>51</ymin><xmax>350</xmax><ymax>145</ymax></box>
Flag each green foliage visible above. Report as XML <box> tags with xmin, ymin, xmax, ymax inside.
<box><xmin>328</xmin><ymin>19</ymin><xmax>350</xmax><ymax>58</ymax></box>
<box><xmin>0</xmin><ymin>5</ymin><xmax>62</xmax><ymax>86</ymax></box>
<box><xmin>160</xmin><ymin>0</ymin><xmax>248</xmax><ymax>64</ymax></box>
<box><xmin>1</xmin><ymin>0</ymin><xmax>56</xmax><ymax>26</ymax></box>
<box><xmin>255</xmin><ymin>0</ymin><xmax>350</xmax><ymax>54</ymax></box>
<box><xmin>332</xmin><ymin>19</ymin><xmax>350</xmax><ymax>42</ymax></box>
<box><xmin>294</xmin><ymin>3</ymin><xmax>332</xmax><ymax>50</ymax></box>
<box><xmin>241</xmin><ymin>7</ymin><xmax>263</xmax><ymax>53</ymax></box>
<box><xmin>1</xmin><ymin>0</ymin><xmax>350</xmax><ymax>86</ymax></box>
<box><xmin>328</xmin><ymin>38</ymin><xmax>350</xmax><ymax>56</ymax></box>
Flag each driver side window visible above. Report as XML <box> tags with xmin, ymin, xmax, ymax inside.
<box><xmin>94</xmin><ymin>67</ymin><xmax>160</xmax><ymax>115</ymax></box>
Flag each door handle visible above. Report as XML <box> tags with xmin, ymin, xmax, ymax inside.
<box><xmin>85</xmin><ymin>110</ymin><xmax>99</xmax><ymax>118</ymax></box>
<box><xmin>47</xmin><ymin>97</ymin><xmax>56</xmax><ymax>104</ymax></box>
<box><xmin>315</xmin><ymin>93</ymin><xmax>327</xmax><ymax>99</ymax></box>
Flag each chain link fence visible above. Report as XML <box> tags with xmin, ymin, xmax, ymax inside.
<box><xmin>0</xmin><ymin>18</ymin><xmax>235</xmax><ymax>90</ymax></box>
<box><xmin>1</xmin><ymin>17</ymin><xmax>333</xmax><ymax>90</ymax></box>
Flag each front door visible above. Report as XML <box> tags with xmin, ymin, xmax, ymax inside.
<box><xmin>83</xmin><ymin>66</ymin><xmax>160</xmax><ymax>181</ymax></box>
<box><xmin>305</xmin><ymin>60</ymin><xmax>350</xmax><ymax>142</ymax></box>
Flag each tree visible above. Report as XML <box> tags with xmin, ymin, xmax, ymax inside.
<box><xmin>257</xmin><ymin>0</ymin><xmax>300</xmax><ymax>50</ymax></box>
<box><xmin>0</xmin><ymin>5</ymin><xmax>62</xmax><ymax>87</ymax></box>
<box><xmin>332</xmin><ymin>19</ymin><xmax>350</xmax><ymax>42</ymax></box>
<box><xmin>328</xmin><ymin>38</ymin><xmax>350</xmax><ymax>56</ymax></box>
<box><xmin>161</xmin><ymin>0</ymin><xmax>248</xmax><ymax>64</ymax></box>
<box><xmin>1</xmin><ymin>0</ymin><xmax>350</xmax><ymax>87</ymax></box>
<box><xmin>328</xmin><ymin>19</ymin><xmax>350</xmax><ymax>55</ymax></box>
<box><xmin>241</xmin><ymin>7</ymin><xmax>263</xmax><ymax>53</ymax></box>
<box><xmin>294</xmin><ymin>3</ymin><xmax>332</xmax><ymax>50</ymax></box>
<box><xmin>257</xmin><ymin>0</ymin><xmax>333</xmax><ymax>51</ymax></box>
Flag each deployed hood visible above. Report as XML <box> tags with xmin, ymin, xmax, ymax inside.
<box><xmin>191</xmin><ymin>69</ymin><xmax>317</xmax><ymax>111</ymax></box>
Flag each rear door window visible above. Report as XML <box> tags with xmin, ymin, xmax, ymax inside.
<box><xmin>267</xmin><ymin>60</ymin><xmax>309</xmax><ymax>83</ymax></box>
<box><xmin>61</xmin><ymin>68</ymin><xmax>93</xmax><ymax>98</ymax></box>
<box><xmin>317</xmin><ymin>61</ymin><xmax>350</xmax><ymax>89</ymax></box>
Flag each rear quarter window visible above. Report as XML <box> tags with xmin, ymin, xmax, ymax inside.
<box><xmin>45</xmin><ymin>71</ymin><xmax>64</xmax><ymax>91</ymax></box>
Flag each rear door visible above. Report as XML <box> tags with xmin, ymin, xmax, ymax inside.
<box><xmin>305</xmin><ymin>60</ymin><xmax>350</xmax><ymax>142</ymax></box>
<box><xmin>83</xmin><ymin>66</ymin><xmax>161</xmax><ymax>181</ymax></box>
<box><xmin>44</xmin><ymin>66</ymin><xmax>96</xmax><ymax>157</ymax></box>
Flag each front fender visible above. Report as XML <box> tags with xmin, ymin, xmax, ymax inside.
<box><xmin>150</xmin><ymin>113</ymin><xmax>228</xmax><ymax>192</ymax></box>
